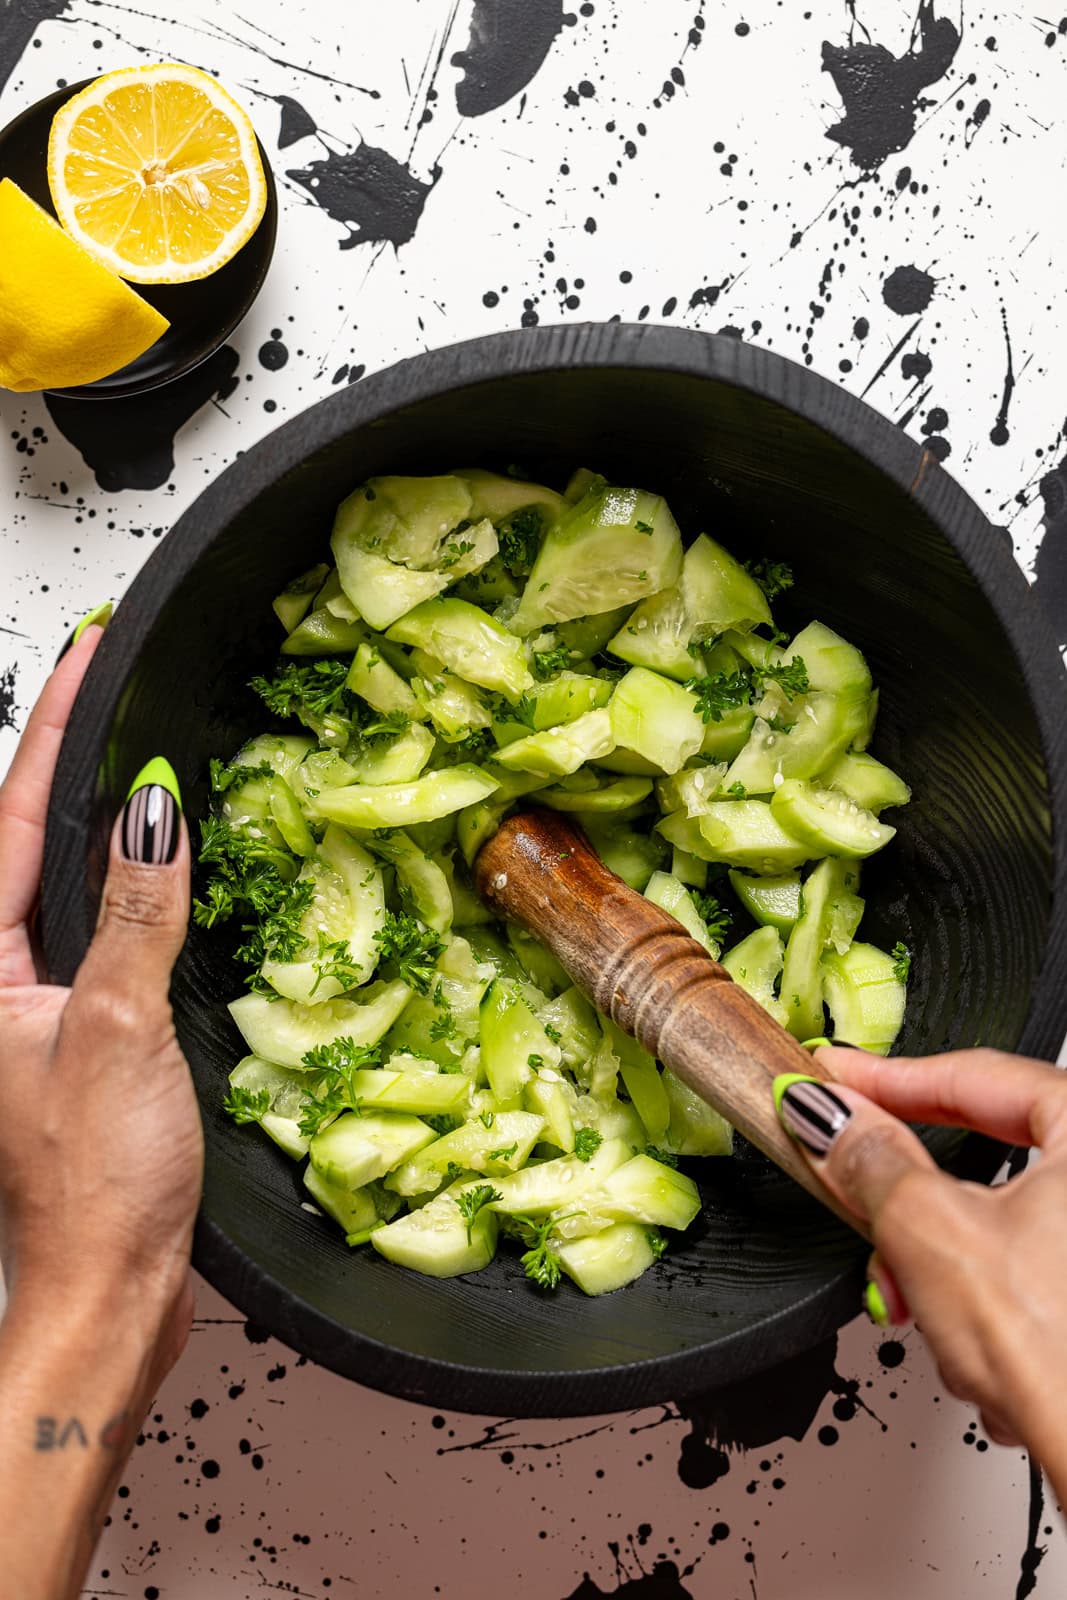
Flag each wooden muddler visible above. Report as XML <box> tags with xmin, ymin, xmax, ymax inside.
<box><xmin>474</xmin><ymin>808</ymin><xmax>868</xmax><ymax>1241</ymax></box>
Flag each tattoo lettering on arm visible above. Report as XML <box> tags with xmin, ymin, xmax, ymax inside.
<box><xmin>34</xmin><ymin>1411</ymin><xmax>129</xmax><ymax>1451</ymax></box>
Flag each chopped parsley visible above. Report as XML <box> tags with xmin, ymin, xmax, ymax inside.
<box><xmin>743</xmin><ymin>558</ymin><xmax>795</xmax><ymax>603</ymax></box>
<box><xmin>454</xmin><ymin>1183</ymin><xmax>502</xmax><ymax>1242</ymax></box>
<box><xmin>373</xmin><ymin>912</ymin><xmax>446</xmax><ymax>995</ymax></box>
<box><xmin>223</xmin><ymin>1085</ymin><xmax>271</xmax><ymax>1124</ymax></box>
<box><xmin>573</xmin><ymin>1128</ymin><xmax>603</xmax><ymax>1162</ymax></box>
<box><xmin>891</xmin><ymin>941</ymin><xmax>912</xmax><ymax>984</ymax></box>
<box><xmin>498</xmin><ymin>507</ymin><xmax>543</xmax><ymax>577</ymax></box>
<box><xmin>686</xmin><ymin>668</ymin><xmax>753</xmax><ymax>725</ymax></box>
<box><xmin>691</xmin><ymin>892</ymin><xmax>732</xmax><ymax>946</ymax></box>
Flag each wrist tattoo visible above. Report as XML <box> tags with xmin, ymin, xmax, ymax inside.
<box><xmin>34</xmin><ymin>1411</ymin><xmax>130</xmax><ymax>1452</ymax></box>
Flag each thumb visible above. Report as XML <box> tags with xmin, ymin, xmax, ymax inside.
<box><xmin>73</xmin><ymin>759</ymin><xmax>190</xmax><ymax>1010</ymax></box>
<box><xmin>774</xmin><ymin>1072</ymin><xmax>941</xmax><ymax>1230</ymax></box>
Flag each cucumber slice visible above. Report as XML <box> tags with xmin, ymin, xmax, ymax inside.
<box><xmin>822</xmin><ymin>751</ymin><xmax>911</xmax><ymax>812</ymax></box>
<box><xmin>539</xmin><ymin>776</ymin><xmax>653</xmax><ymax>814</ymax></box>
<box><xmin>480</xmin><ymin>979</ymin><xmax>562</xmax><ymax>1105</ymax></box>
<box><xmin>227</xmin><ymin>1055</ymin><xmax>313</xmax><ymax>1159</ymax></box>
<box><xmin>610</xmin><ymin>668</ymin><xmax>704</xmax><ymax>775</ymax></box>
<box><xmin>492</xmin><ymin>673</ymin><xmax>612</xmax><ymax>742</ymax></box>
<box><xmin>823</xmin><ymin>942</ymin><xmax>906</xmax><ymax>1055</ymax></box>
<box><xmin>228</xmin><ymin>979</ymin><xmax>413</xmax><ymax>1068</ymax></box>
<box><xmin>697</xmin><ymin>800</ymin><xmax>814</xmax><ymax>872</ymax></box>
<box><xmin>304</xmin><ymin>1165</ymin><xmax>378</xmax><ymax>1235</ymax></box>
<box><xmin>583</xmin><ymin>815</ymin><xmax>667</xmax><ymax>890</ymax></box>
<box><xmin>382</xmin><ymin>964</ymin><xmax>488</xmax><ymax>1070</ymax></box>
<box><xmin>366</xmin><ymin>829</ymin><xmax>453</xmax><ymax>932</ymax></box>
<box><xmin>347</xmin><ymin>642</ymin><xmax>423</xmax><ymax>718</ymax></box>
<box><xmin>385</xmin><ymin>1111</ymin><xmax>545</xmax><ymax>1196</ymax></box>
<box><xmin>593</xmin><ymin>1153</ymin><xmax>701</xmax><ymax>1230</ymax></box>
<box><xmin>771</xmin><ymin>780</ymin><xmax>896</xmax><ymax>858</ymax></box>
<box><xmin>662</xmin><ymin>1066</ymin><xmax>734</xmax><ymax>1156</ymax></box>
<box><xmin>644</xmin><ymin>870</ymin><xmax>719</xmax><ymax>955</ymax></box>
<box><xmin>524</xmin><ymin>1073</ymin><xmax>576</xmax><ymax>1152</ymax></box>
<box><xmin>506</xmin><ymin>923</ymin><xmax>571</xmax><ymax>996</ymax></box>
<box><xmin>334</xmin><ymin>543</ymin><xmax>449</xmax><ymax>631</ymax></box>
<box><xmin>510</xmin><ymin>483</ymin><xmax>683</xmax><ymax>634</ymax></box>
<box><xmin>699</xmin><ymin>705</ymin><xmax>756</xmax><ymax>762</ymax></box>
<box><xmin>233</xmin><ymin>733</ymin><xmax>315</xmax><ymax>786</ymax></box>
<box><xmin>347</xmin><ymin>1068</ymin><xmax>472</xmax><ymax>1117</ymax></box>
<box><xmin>349</xmin><ymin>724</ymin><xmax>436</xmax><ymax>786</ymax></box>
<box><xmin>555</xmin><ymin>1221</ymin><xmax>659</xmax><ymax>1295</ymax></box>
<box><xmin>455</xmin><ymin>767</ymin><xmax>555</xmax><ymax>866</ymax></box>
<box><xmin>334</xmin><ymin>475</ymin><xmax>473</xmax><ymax>571</ymax></box>
<box><xmin>728</xmin><ymin>870</ymin><xmax>803</xmax><ymax>934</ymax></box>
<box><xmin>260</xmin><ymin>827</ymin><xmax>386</xmax><ymax>1006</ymax></box>
<box><xmin>607</xmin><ymin>534</ymin><xmax>771</xmax><ymax>679</ymax></box>
<box><xmin>490</xmin><ymin>1137</ymin><xmax>630</xmax><ymax>1214</ymax></box>
<box><xmin>655</xmin><ymin>764</ymin><xmax>727</xmax><ymax>818</ymax></box>
<box><xmin>388</xmin><ymin>598</ymin><xmax>533</xmax><ymax>699</ymax></box>
<box><xmin>309</xmin><ymin>764</ymin><xmax>499</xmax><ymax>829</ymax></box>
<box><xmin>783</xmin><ymin>620</ymin><xmax>872</xmax><ymax>695</ymax></box>
<box><xmin>602</xmin><ymin>1019</ymin><xmax>670</xmax><ymax>1143</ymax></box>
<box><xmin>722</xmin><ymin>925</ymin><xmax>787</xmax><ymax>1026</ymax></box>
<box><xmin>723</xmin><ymin>693</ymin><xmax>860</xmax><ymax>796</ymax></box>
<box><xmin>410</xmin><ymin>650</ymin><xmax>494</xmax><ymax>742</ymax></box>
<box><xmin>311</xmin><ymin>1110</ymin><xmax>436</xmax><ymax>1189</ymax></box>
<box><xmin>273</xmin><ymin>563</ymin><xmax>331</xmax><ymax>633</ymax></box>
<box><xmin>268</xmin><ymin>776</ymin><xmax>316</xmax><ymax>856</ymax></box>
<box><xmin>371</xmin><ymin>1178</ymin><xmax>499</xmax><ymax>1277</ymax></box>
<box><xmin>828</xmin><ymin>887</ymin><xmax>865</xmax><ymax>954</ymax></box>
<box><xmin>780</xmin><ymin>858</ymin><xmax>860</xmax><ymax>1040</ymax></box>
<box><xmin>575</xmin><ymin>1093</ymin><xmax>644</xmax><ymax>1146</ymax></box>
<box><xmin>537</xmin><ymin>987</ymin><xmax>601</xmax><ymax>1072</ymax></box>
<box><xmin>671</xmin><ymin>845</ymin><xmax>708</xmax><ymax>889</ymax></box>
<box><xmin>281</xmin><ymin>604</ymin><xmax>367</xmax><ymax>657</ymax></box>
<box><xmin>458</xmin><ymin>467</ymin><xmax>565</xmax><ymax>528</ymax></box>
<box><xmin>557</xmin><ymin>606</ymin><xmax>633</xmax><ymax>658</ymax></box>
<box><xmin>493</xmin><ymin>707</ymin><xmax>615</xmax><ymax>777</ymax></box>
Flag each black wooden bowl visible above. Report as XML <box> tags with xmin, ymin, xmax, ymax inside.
<box><xmin>41</xmin><ymin>326</ymin><xmax>1067</xmax><ymax>1416</ymax></box>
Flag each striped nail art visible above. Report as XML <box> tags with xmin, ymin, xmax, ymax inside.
<box><xmin>121</xmin><ymin>782</ymin><xmax>179</xmax><ymax>865</ymax></box>
<box><xmin>777</xmin><ymin>1079</ymin><xmax>852</xmax><ymax>1157</ymax></box>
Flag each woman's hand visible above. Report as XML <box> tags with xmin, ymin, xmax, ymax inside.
<box><xmin>0</xmin><ymin>626</ymin><xmax>203</xmax><ymax>1600</ymax></box>
<box><xmin>776</xmin><ymin>1047</ymin><xmax>1067</xmax><ymax>1492</ymax></box>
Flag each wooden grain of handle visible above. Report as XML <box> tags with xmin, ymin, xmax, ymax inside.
<box><xmin>474</xmin><ymin>809</ymin><xmax>868</xmax><ymax>1241</ymax></box>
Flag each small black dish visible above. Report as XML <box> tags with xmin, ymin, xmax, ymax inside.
<box><xmin>0</xmin><ymin>78</ymin><xmax>277</xmax><ymax>400</ymax></box>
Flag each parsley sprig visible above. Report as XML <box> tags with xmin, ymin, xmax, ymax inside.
<box><xmin>374</xmin><ymin>912</ymin><xmax>446</xmax><ymax>995</ymax></box>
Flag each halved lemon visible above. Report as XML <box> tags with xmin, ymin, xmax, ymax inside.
<box><xmin>47</xmin><ymin>62</ymin><xmax>268</xmax><ymax>285</ymax></box>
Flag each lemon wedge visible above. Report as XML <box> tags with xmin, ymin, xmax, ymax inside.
<box><xmin>47</xmin><ymin>62</ymin><xmax>268</xmax><ymax>285</ymax></box>
<box><xmin>0</xmin><ymin>178</ymin><xmax>169</xmax><ymax>393</ymax></box>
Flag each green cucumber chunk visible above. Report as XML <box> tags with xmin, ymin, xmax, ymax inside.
<box><xmin>510</xmin><ymin>483</ymin><xmax>683</xmax><ymax>634</ymax></box>
<box><xmin>347</xmin><ymin>1068</ymin><xmax>471</xmax><ymax>1116</ymax></box>
<box><xmin>822</xmin><ymin>751</ymin><xmax>911</xmax><ymax>812</ymax></box>
<box><xmin>366</xmin><ymin>829</ymin><xmax>453</xmax><ymax>932</ymax></box>
<box><xmin>385</xmin><ymin>1110</ymin><xmax>546</xmax><ymax>1196</ymax></box>
<box><xmin>583</xmin><ymin>814</ymin><xmax>667</xmax><ymax>890</ymax></box>
<box><xmin>671</xmin><ymin>845</ymin><xmax>708</xmax><ymax>888</ymax></box>
<box><xmin>309</xmin><ymin>764</ymin><xmax>498</xmax><ymax>829</ymax></box>
<box><xmin>662</xmin><ymin>1066</ymin><xmax>734</xmax><ymax>1156</ymax></box>
<box><xmin>539</xmin><ymin>775</ymin><xmax>653</xmax><ymax>814</ymax></box>
<box><xmin>780</xmin><ymin>858</ymin><xmax>861</xmax><ymax>1040</ymax></box>
<box><xmin>480</xmin><ymin>978</ymin><xmax>563</xmax><ymax>1105</ymax></box>
<box><xmin>610</xmin><ymin>667</ymin><xmax>705</xmax><ymax>775</ymax></box>
<box><xmin>603</xmin><ymin>1019</ymin><xmax>670</xmax><ymax>1143</ymax></box>
<box><xmin>698</xmin><ymin>799</ymin><xmax>814</xmax><ymax>872</ymax></box>
<box><xmin>823</xmin><ymin>942</ymin><xmax>907</xmax><ymax>1055</ymax></box>
<box><xmin>273</xmin><ymin>563</ymin><xmax>331</xmax><ymax>633</ymax></box>
<box><xmin>721</xmin><ymin>926</ymin><xmax>788</xmax><ymax>1027</ymax></box>
<box><xmin>555</xmin><ymin>1221</ymin><xmax>660</xmax><ymax>1295</ymax></box>
<box><xmin>723</xmin><ymin>692</ymin><xmax>861</xmax><ymax>796</ymax></box>
<box><xmin>492</xmin><ymin>673</ymin><xmax>612</xmax><ymax>741</ymax></box>
<box><xmin>524</xmin><ymin>1073</ymin><xmax>576</xmax><ymax>1152</ymax></box>
<box><xmin>387</xmin><ymin>598</ymin><xmax>533</xmax><ymax>699</ymax></box>
<box><xmin>260</xmin><ymin>826</ymin><xmax>385</xmax><ymax>1006</ymax></box>
<box><xmin>492</xmin><ymin>707</ymin><xmax>615</xmax><ymax>777</ymax></box>
<box><xmin>304</xmin><ymin>1165</ymin><xmax>379</xmax><ymax>1235</ymax></box>
<box><xmin>310</xmin><ymin>1110</ymin><xmax>436</xmax><ymax>1189</ymax></box>
<box><xmin>347</xmin><ymin>642</ymin><xmax>423</xmax><ymax>718</ymax></box>
<box><xmin>593</xmin><ymin>1153</ymin><xmax>701</xmax><ymax>1231</ymax></box>
<box><xmin>371</xmin><ymin>1178</ymin><xmax>499</xmax><ymax>1277</ymax></box>
<box><xmin>489</xmin><ymin>1137</ymin><xmax>630</xmax><ymax>1214</ymax></box>
<box><xmin>728</xmin><ymin>870</ymin><xmax>802</xmax><ymax>934</ymax></box>
<box><xmin>644</xmin><ymin>870</ymin><xmax>720</xmax><ymax>955</ymax></box>
<box><xmin>281</xmin><ymin>604</ymin><xmax>367</xmax><ymax>657</ymax></box>
<box><xmin>228</xmin><ymin>979</ymin><xmax>413</xmax><ymax>1068</ymax></box>
<box><xmin>784</xmin><ymin>620</ymin><xmax>872</xmax><ymax>695</ymax></box>
<box><xmin>771</xmin><ymin>780</ymin><xmax>896</xmax><ymax>858</ymax></box>
<box><xmin>458</xmin><ymin>467</ymin><xmax>565</xmax><ymax>527</ymax></box>
<box><xmin>410</xmin><ymin>650</ymin><xmax>494</xmax><ymax>742</ymax></box>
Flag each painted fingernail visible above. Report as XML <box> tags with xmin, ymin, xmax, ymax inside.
<box><xmin>773</xmin><ymin>1075</ymin><xmax>852</xmax><ymax>1157</ymax></box>
<box><xmin>801</xmin><ymin>1036</ymin><xmax>832</xmax><ymax>1052</ymax></box>
<box><xmin>55</xmin><ymin>601</ymin><xmax>113</xmax><ymax>665</ymax></box>
<box><xmin>864</xmin><ymin>1280</ymin><xmax>890</xmax><ymax>1328</ymax></box>
<box><xmin>121</xmin><ymin>758</ymin><xmax>181</xmax><ymax>865</ymax></box>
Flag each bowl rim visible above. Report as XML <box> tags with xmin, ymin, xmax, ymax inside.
<box><xmin>42</xmin><ymin>323</ymin><xmax>1067</xmax><ymax>1414</ymax></box>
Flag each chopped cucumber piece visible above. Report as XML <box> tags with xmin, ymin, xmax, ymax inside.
<box><xmin>558</xmin><ymin>605</ymin><xmax>633</xmax><ymax>658</ymax></box>
<box><xmin>784</xmin><ymin>620</ymin><xmax>872</xmax><ymax>695</ymax></box>
<box><xmin>610</xmin><ymin>668</ymin><xmax>704</xmax><ymax>775</ymax></box>
<box><xmin>538</xmin><ymin>986</ymin><xmax>601</xmax><ymax>1072</ymax></box>
<box><xmin>228</xmin><ymin>980</ymin><xmax>413</xmax><ymax>1068</ymax></box>
<box><xmin>459</xmin><ymin>467</ymin><xmax>565</xmax><ymax>528</ymax></box>
<box><xmin>655</xmin><ymin>764</ymin><xmax>727</xmax><ymax>818</ymax></box>
<box><xmin>662</xmin><ymin>1067</ymin><xmax>734</xmax><ymax>1156</ymax></box>
<box><xmin>700</xmin><ymin>705</ymin><xmax>756</xmax><ymax>762</ymax></box>
<box><xmin>227</xmin><ymin>1055</ymin><xmax>312</xmax><ymax>1159</ymax></box>
<box><xmin>539</xmin><ymin>775</ymin><xmax>653</xmax><ymax>813</ymax></box>
<box><xmin>304</xmin><ymin>1166</ymin><xmax>379</xmax><ymax>1234</ymax></box>
<box><xmin>723</xmin><ymin>692</ymin><xmax>861</xmax><ymax>796</ymax></box>
<box><xmin>728</xmin><ymin>870</ymin><xmax>803</xmax><ymax>934</ymax></box>
<box><xmin>372</xmin><ymin>1178</ymin><xmax>499</xmax><ymax>1277</ymax></box>
<box><xmin>822</xmin><ymin>751</ymin><xmax>912</xmax><ymax>812</ymax></box>
<box><xmin>347</xmin><ymin>1068</ymin><xmax>471</xmax><ymax>1117</ymax></box>
<box><xmin>555</xmin><ymin>1222</ymin><xmax>660</xmax><ymax>1295</ymax></box>
<box><xmin>281</xmin><ymin>604</ymin><xmax>367</xmax><ymax>657</ymax></box>
<box><xmin>698</xmin><ymin>800</ymin><xmax>813</xmax><ymax>872</ymax></box>
<box><xmin>268</xmin><ymin>776</ymin><xmax>316</xmax><ymax>856</ymax></box>
<box><xmin>506</xmin><ymin>923</ymin><xmax>571</xmax><ymax>995</ymax></box>
<box><xmin>490</xmin><ymin>1137</ymin><xmax>630</xmax><ymax>1214</ymax></box>
<box><xmin>524</xmin><ymin>1073</ymin><xmax>576</xmax><ymax>1153</ymax></box>
<box><xmin>644</xmin><ymin>870</ymin><xmax>720</xmax><ymax>955</ymax></box>
<box><xmin>388</xmin><ymin>598</ymin><xmax>533</xmax><ymax>699</ymax></box>
<box><xmin>260</xmin><ymin>827</ymin><xmax>385</xmax><ymax>1006</ymax></box>
<box><xmin>334</xmin><ymin>543</ymin><xmax>449</xmax><ymax>631</ymax></box>
<box><xmin>366</xmin><ymin>829</ymin><xmax>453</xmax><ymax>932</ymax></box>
<box><xmin>823</xmin><ymin>942</ymin><xmax>906</xmax><ymax>1055</ymax></box>
<box><xmin>583</xmin><ymin>814</ymin><xmax>668</xmax><ymax>890</ymax></box>
<box><xmin>410</xmin><ymin>649</ymin><xmax>494</xmax><ymax>741</ymax></box>
<box><xmin>493</xmin><ymin>673</ymin><xmax>612</xmax><ymax>741</ymax></box>
<box><xmin>349</xmin><ymin>724</ymin><xmax>436</xmax><ymax>786</ymax></box>
<box><xmin>671</xmin><ymin>845</ymin><xmax>708</xmax><ymax>889</ymax></box>
<box><xmin>771</xmin><ymin>779</ymin><xmax>897</xmax><ymax>858</ymax></box>
<box><xmin>480</xmin><ymin>979</ymin><xmax>562</xmax><ymax>1105</ymax></box>
<box><xmin>493</xmin><ymin>707</ymin><xmax>615</xmax><ymax>777</ymax></box>
<box><xmin>779</xmin><ymin>859</ymin><xmax>860</xmax><ymax>1040</ymax></box>
<box><xmin>510</xmin><ymin>483</ymin><xmax>683</xmax><ymax>634</ymax></box>
<box><xmin>310</xmin><ymin>1111</ymin><xmax>436</xmax><ymax>1189</ymax></box>
<box><xmin>347</xmin><ymin>642</ymin><xmax>423</xmax><ymax>718</ymax></box>
<box><xmin>592</xmin><ymin>1154</ymin><xmax>701</xmax><ymax>1231</ymax></box>
<box><xmin>721</xmin><ymin>925</ymin><xmax>788</xmax><ymax>1027</ymax></box>
<box><xmin>273</xmin><ymin>563</ymin><xmax>331</xmax><ymax>632</ymax></box>
<box><xmin>602</xmin><ymin>1019</ymin><xmax>670</xmax><ymax>1143</ymax></box>
<box><xmin>309</xmin><ymin>764</ymin><xmax>498</xmax><ymax>829</ymax></box>
<box><xmin>385</xmin><ymin>1111</ymin><xmax>545</xmax><ymax>1196</ymax></box>
<box><xmin>607</xmin><ymin>534</ymin><xmax>771</xmax><ymax>678</ymax></box>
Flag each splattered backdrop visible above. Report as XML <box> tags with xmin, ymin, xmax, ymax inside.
<box><xmin>1</xmin><ymin>1</ymin><xmax>1066</xmax><ymax>1595</ymax></box>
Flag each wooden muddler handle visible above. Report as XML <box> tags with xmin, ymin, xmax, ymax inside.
<box><xmin>474</xmin><ymin>809</ymin><xmax>868</xmax><ymax>1241</ymax></box>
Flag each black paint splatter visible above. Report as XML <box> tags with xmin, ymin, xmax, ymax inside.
<box><xmin>901</xmin><ymin>350</ymin><xmax>933</xmax><ymax>382</ymax></box>
<box><xmin>453</xmin><ymin>0</ymin><xmax>565</xmax><ymax>117</ymax></box>
<box><xmin>44</xmin><ymin>345</ymin><xmax>239</xmax><ymax>492</ymax></box>
<box><xmin>565</xmin><ymin>1560</ymin><xmax>694</xmax><ymax>1598</ymax></box>
<box><xmin>0</xmin><ymin>664</ymin><xmax>17</xmax><ymax>732</ymax></box>
<box><xmin>1016</xmin><ymin>1456</ymin><xmax>1047</xmax><ymax>1598</ymax></box>
<box><xmin>990</xmin><ymin>305</ymin><xmax>1015</xmax><ymax>447</ymax></box>
<box><xmin>243</xmin><ymin>1320</ymin><xmax>271</xmax><ymax>1344</ymax></box>
<box><xmin>883</xmin><ymin>264</ymin><xmax>936</xmax><ymax>315</ymax></box>
<box><xmin>288</xmin><ymin>145</ymin><xmax>440</xmax><ymax>249</ymax></box>
<box><xmin>1032</xmin><ymin>444</ymin><xmax>1067</xmax><ymax>646</ymax></box>
<box><xmin>0</xmin><ymin>0</ymin><xmax>69</xmax><ymax>96</ymax></box>
<box><xmin>823</xmin><ymin>0</ymin><xmax>961</xmax><ymax>170</ymax></box>
<box><xmin>276</xmin><ymin>94</ymin><xmax>317</xmax><ymax>149</ymax></box>
<box><xmin>259</xmin><ymin>331</ymin><xmax>289</xmax><ymax>371</ymax></box>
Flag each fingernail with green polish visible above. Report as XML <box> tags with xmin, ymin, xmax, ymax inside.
<box><xmin>72</xmin><ymin>601</ymin><xmax>114</xmax><ymax>645</ymax></box>
<box><xmin>126</xmin><ymin>756</ymin><xmax>182</xmax><ymax>810</ymax></box>
<box><xmin>865</xmin><ymin>1280</ymin><xmax>890</xmax><ymax>1328</ymax></box>
<box><xmin>772</xmin><ymin>1072</ymin><xmax>822</xmax><ymax>1120</ymax></box>
<box><xmin>801</xmin><ymin>1036</ymin><xmax>832</xmax><ymax>1052</ymax></box>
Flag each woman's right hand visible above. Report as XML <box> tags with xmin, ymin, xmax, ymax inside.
<box><xmin>776</xmin><ymin>1046</ymin><xmax>1067</xmax><ymax>1485</ymax></box>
